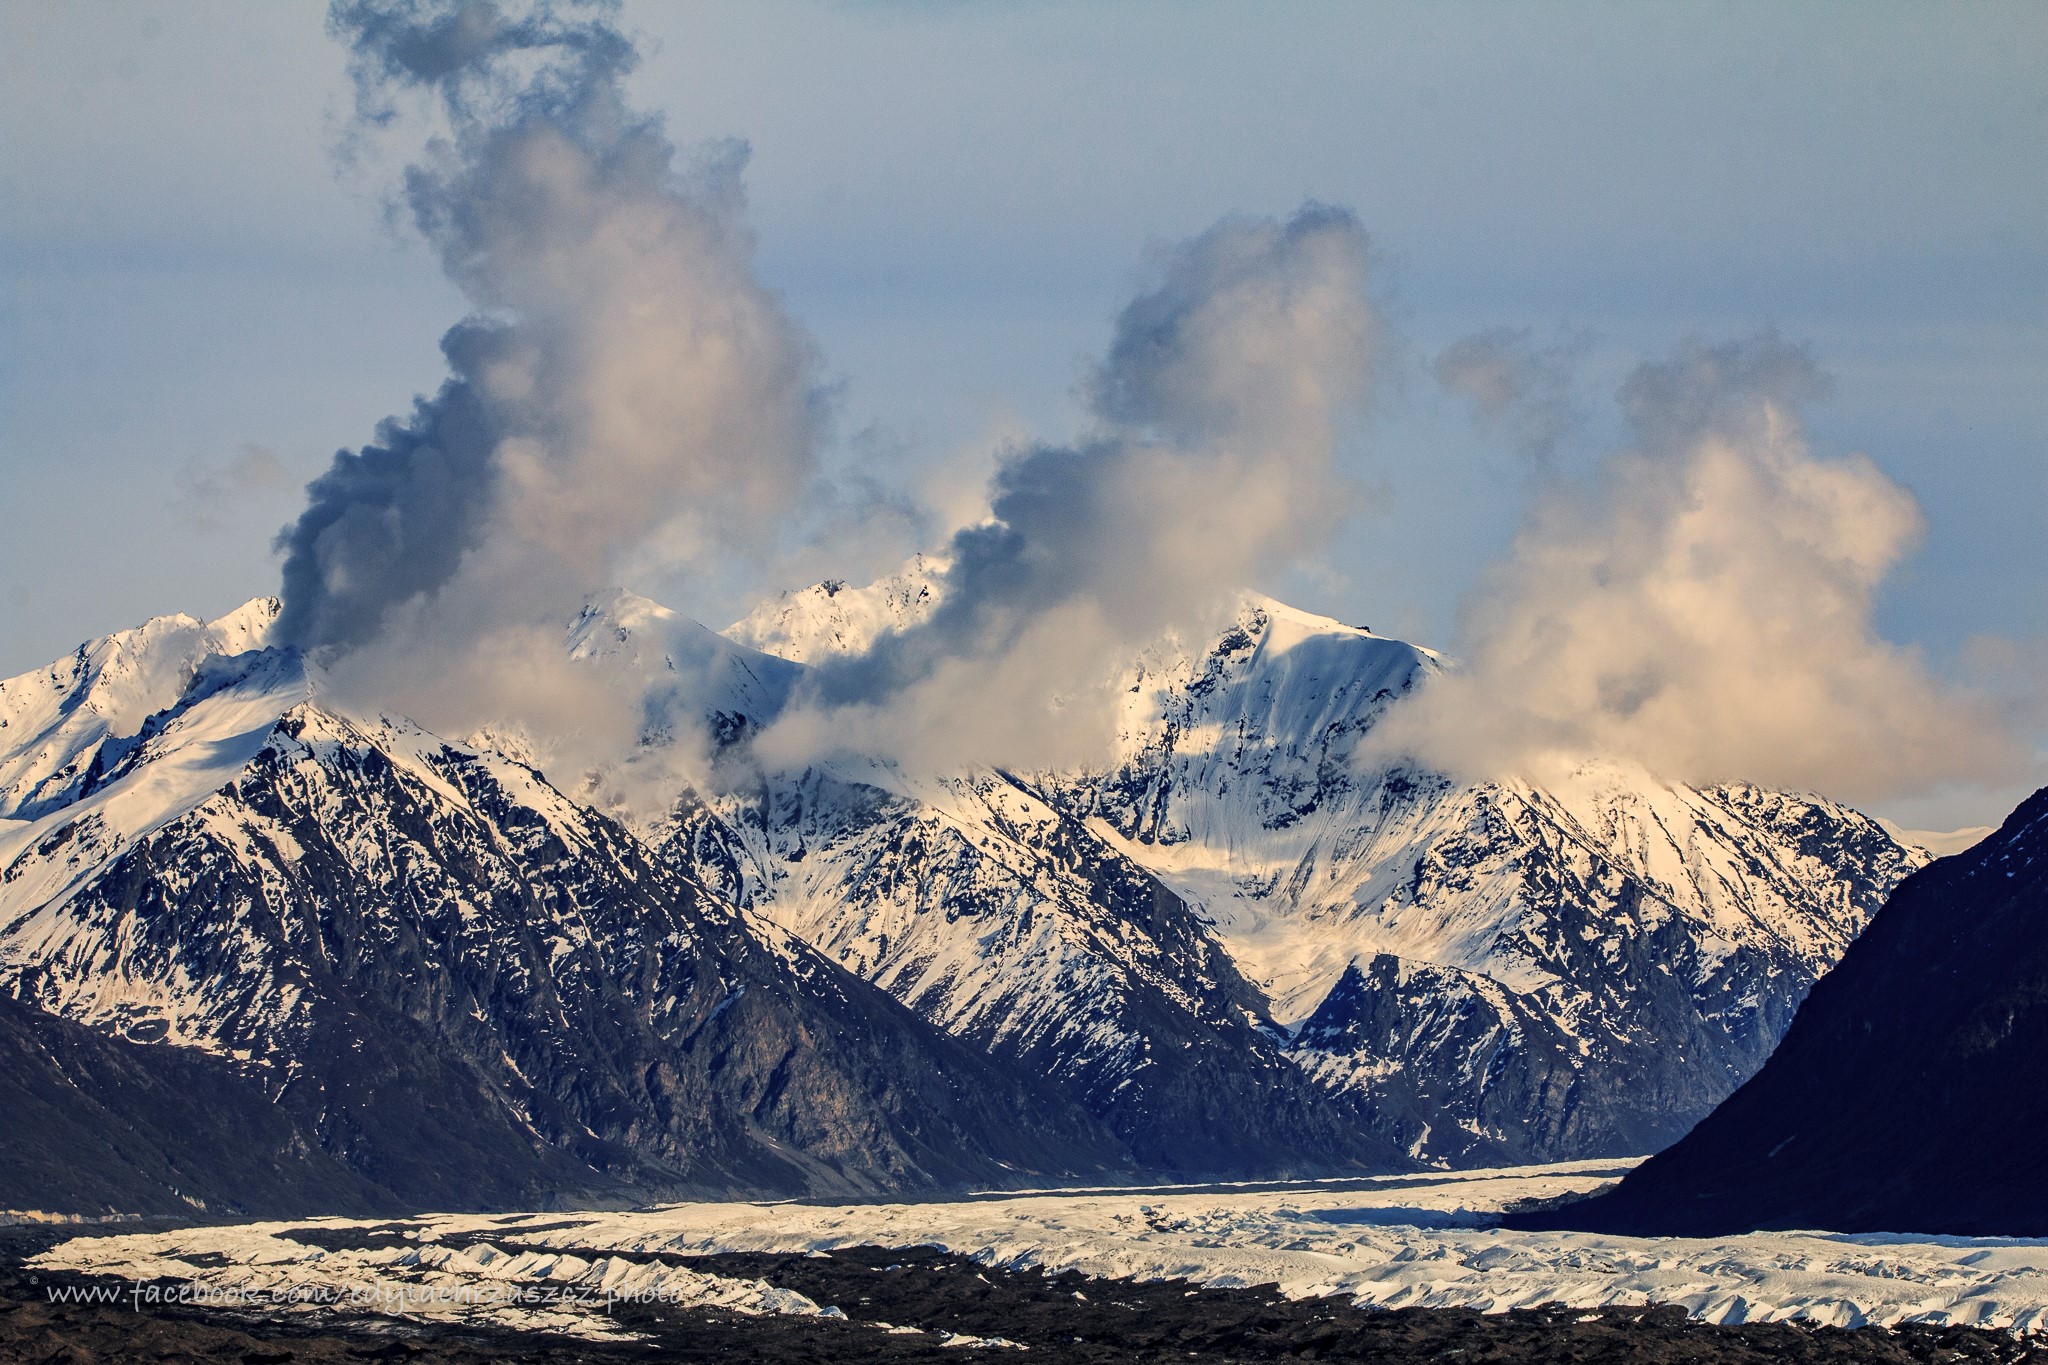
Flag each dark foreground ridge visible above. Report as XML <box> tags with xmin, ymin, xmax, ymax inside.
<box><xmin>4</xmin><ymin>1227</ymin><xmax>2042</xmax><ymax>1364</ymax></box>
<box><xmin>1515</xmin><ymin>786</ymin><xmax>2048</xmax><ymax>1238</ymax></box>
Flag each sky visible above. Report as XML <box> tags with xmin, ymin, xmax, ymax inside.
<box><xmin>2</xmin><ymin>0</ymin><xmax>2043</xmax><ymax>828</ymax></box>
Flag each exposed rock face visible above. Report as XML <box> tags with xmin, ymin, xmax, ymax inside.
<box><xmin>1217</xmin><ymin>766</ymin><xmax>1921</xmax><ymax>1163</ymax></box>
<box><xmin>720</xmin><ymin>569</ymin><xmax>1924</xmax><ymax>1165</ymax></box>
<box><xmin>664</xmin><ymin>765</ymin><xmax>1405</xmax><ymax>1178</ymax></box>
<box><xmin>1521</xmin><ymin>787</ymin><xmax>2048</xmax><ymax>1237</ymax></box>
<box><xmin>2</xmin><ymin>577</ymin><xmax>1930</xmax><ymax>1212</ymax></box>
<box><xmin>0</xmin><ymin>990</ymin><xmax>402</xmax><ymax>1219</ymax></box>
<box><xmin>1</xmin><ymin>616</ymin><xmax>1126</xmax><ymax>1214</ymax></box>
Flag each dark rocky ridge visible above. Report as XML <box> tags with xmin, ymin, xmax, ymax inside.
<box><xmin>4</xmin><ymin>703</ymin><xmax>1128</xmax><ymax>1215</ymax></box>
<box><xmin>1519</xmin><ymin>787</ymin><xmax>2048</xmax><ymax>1237</ymax></box>
<box><xmin>0</xmin><ymin>992</ymin><xmax>403</xmax><ymax>1218</ymax></box>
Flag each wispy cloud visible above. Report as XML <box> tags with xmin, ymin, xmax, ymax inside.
<box><xmin>1433</xmin><ymin>326</ymin><xmax>1585</xmax><ymax>465</ymax></box>
<box><xmin>176</xmin><ymin>443</ymin><xmax>297</xmax><ymax>533</ymax></box>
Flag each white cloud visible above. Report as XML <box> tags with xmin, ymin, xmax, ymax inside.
<box><xmin>1371</xmin><ymin>333</ymin><xmax>2022</xmax><ymax>805</ymax></box>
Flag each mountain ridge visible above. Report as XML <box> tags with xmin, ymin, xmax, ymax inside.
<box><xmin>0</xmin><ymin>576</ymin><xmax>1929</xmax><ymax>1209</ymax></box>
<box><xmin>1513</xmin><ymin>783</ymin><xmax>2048</xmax><ymax>1236</ymax></box>
<box><xmin>0</xmin><ymin>609</ymin><xmax>1135</xmax><ymax>1211</ymax></box>
<box><xmin>701</xmin><ymin>562</ymin><xmax>1923</xmax><ymax>1164</ymax></box>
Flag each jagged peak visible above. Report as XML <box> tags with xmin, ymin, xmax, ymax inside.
<box><xmin>206</xmin><ymin>595</ymin><xmax>283</xmax><ymax>651</ymax></box>
<box><xmin>725</xmin><ymin>554</ymin><xmax>950</xmax><ymax>665</ymax></box>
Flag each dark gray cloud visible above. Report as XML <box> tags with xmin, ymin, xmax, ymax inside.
<box><xmin>763</xmin><ymin>205</ymin><xmax>1382</xmax><ymax>769</ymax></box>
<box><xmin>275</xmin><ymin>0</ymin><xmax>823</xmax><ymax>655</ymax></box>
<box><xmin>274</xmin><ymin>327</ymin><xmax>501</xmax><ymax>648</ymax></box>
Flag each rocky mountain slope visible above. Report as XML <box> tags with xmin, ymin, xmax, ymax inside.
<box><xmin>663</xmin><ymin>761</ymin><xmax>1400</xmax><ymax>1176</ymax></box>
<box><xmin>1523</xmin><ymin>785</ymin><xmax>2048</xmax><ymax>1236</ymax></box>
<box><xmin>0</xmin><ymin>608</ymin><xmax>1127</xmax><ymax>1214</ymax></box>
<box><xmin>0</xmin><ymin>990</ymin><xmax>399</xmax><ymax>1218</ymax></box>
<box><xmin>725</xmin><ymin>565</ymin><xmax>1923</xmax><ymax>1165</ymax></box>
<box><xmin>2</xmin><ymin>568</ymin><xmax>1929</xmax><ymax>1211</ymax></box>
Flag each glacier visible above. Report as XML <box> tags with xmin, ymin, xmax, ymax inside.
<box><xmin>35</xmin><ymin>1162</ymin><xmax>2048</xmax><ymax>1342</ymax></box>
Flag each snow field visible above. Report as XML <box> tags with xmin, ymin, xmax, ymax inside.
<box><xmin>37</xmin><ymin>1162</ymin><xmax>2048</xmax><ymax>1342</ymax></box>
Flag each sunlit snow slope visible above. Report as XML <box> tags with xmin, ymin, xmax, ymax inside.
<box><xmin>719</xmin><ymin>562</ymin><xmax>1923</xmax><ymax>1163</ymax></box>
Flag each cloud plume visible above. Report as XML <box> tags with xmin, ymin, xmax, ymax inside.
<box><xmin>761</xmin><ymin>204</ymin><xmax>1381</xmax><ymax>771</ymax></box>
<box><xmin>274</xmin><ymin>0</ymin><xmax>823</xmax><ymax>657</ymax></box>
<box><xmin>1373</xmin><ymin>331</ymin><xmax>2018</xmax><ymax>804</ymax></box>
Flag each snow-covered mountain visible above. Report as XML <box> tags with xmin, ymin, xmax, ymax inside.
<box><xmin>1536</xmin><ymin>784</ymin><xmax>2048</xmax><ymax>1237</ymax></box>
<box><xmin>707</xmin><ymin>562</ymin><xmax>1924</xmax><ymax>1164</ymax></box>
<box><xmin>660</xmin><ymin>758</ymin><xmax>1397</xmax><ymax>1176</ymax></box>
<box><xmin>728</xmin><ymin>553</ymin><xmax>947</xmax><ymax>664</ymax></box>
<box><xmin>1</xmin><ymin>567</ymin><xmax>1927</xmax><ymax>1210</ymax></box>
<box><xmin>0</xmin><ymin>596</ymin><xmax>286</xmax><ymax>827</ymax></box>
<box><xmin>567</xmin><ymin>587</ymin><xmax>802</xmax><ymax>740</ymax></box>
<box><xmin>0</xmin><ymin>606</ymin><xmax>1126</xmax><ymax>1213</ymax></box>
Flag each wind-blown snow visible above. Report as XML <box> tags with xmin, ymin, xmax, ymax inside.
<box><xmin>39</xmin><ymin>1164</ymin><xmax>2048</xmax><ymax>1339</ymax></box>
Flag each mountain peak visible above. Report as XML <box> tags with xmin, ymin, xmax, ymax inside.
<box><xmin>207</xmin><ymin>595</ymin><xmax>283</xmax><ymax>654</ymax></box>
<box><xmin>573</xmin><ymin>587</ymin><xmax>681</xmax><ymax>632</ymax></box>
<box><xmin>0</xmin><ymin>598</ymin><xmax>291</xmax><ymax>825</ymax></box>
<box><xmin>1240</xmin><ymin>591</ymin><xmax>1370</xmax><ymax>639</ymax></box>
<box><xmin>726</xmin><ymin>554</ymin><xmax>949</xmax><ymax>664</ymax></box>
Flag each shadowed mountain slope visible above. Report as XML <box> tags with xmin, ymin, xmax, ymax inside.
<box><xmin>1516</xmin><ymin>786</ymin><xmax>2048</xmax><ymax>1237</ymax></box>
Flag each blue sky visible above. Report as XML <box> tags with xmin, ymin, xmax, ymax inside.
<box><xmin>2</xmin><ymin>0</ymin><xmax>2043</xmax><ymax>825</ymax></box>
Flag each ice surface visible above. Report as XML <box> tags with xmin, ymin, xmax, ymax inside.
<box><xmin>38</xmin><ymin>1163</ymin><xmax>2048</xmax><ymax>1340</ymax></box>
<box><xmin>36</xmin><ymin>1226</ymin><xmax>841</xmax><ymax>1342</ymax></box>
